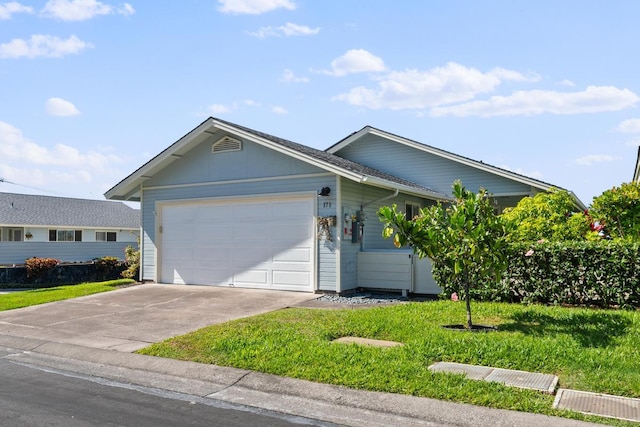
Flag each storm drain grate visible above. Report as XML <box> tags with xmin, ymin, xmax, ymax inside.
<box><xmin>554</xmin><ymin>389</ymin><xmax>640</xmax><ymax>422</ymax></box>
<box><xmin>429</xmin><ymin>362</ymin><xmax>558</xmax><ymax>393</ymax></box>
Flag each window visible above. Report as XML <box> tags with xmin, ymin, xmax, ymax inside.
<box><xmin>96</xmin><ymin>231</ymin><xmax>117</xmax><ymax>242</ymax></box>
<box><xmin>0</xmin><ymin>228</ymin><xmax>23</xmax><ymax>241</ymax></box>
<box><xmin>405</xmin><ymin>202</ymin><xmax>421</xmax><ymax>220</ymax></box>
<box><xmin>49</xmin><ymin>229</ymin><xmax>82</xmax><ymax>242</ymax></box>
<box><xmin>7</xmin><ymin>228</ymin><xmax>23</xmax><ymax>241</ymax></box>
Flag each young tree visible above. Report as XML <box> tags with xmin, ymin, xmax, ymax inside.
<box><xmin>500</xmin><ymin>188</ymin><xmax>591</xmax><ymax>243</ymax></box>
<box><xmin>589</xmin><ymin>182</ymin><xmax>640</xmax><ymax>241</ymax></box>
<box><xmin>378</xmin><ymin>180</ymin><xmax>510</xmax><ymax>329</ymax></box>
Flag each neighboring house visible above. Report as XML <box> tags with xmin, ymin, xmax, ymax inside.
<box><xmin>0</xmin><ymin>192</ymin><xmax>139</xmax><ymax>265</ymax></box>
<box><xmin>105</xmin><ymin>117</ymin><xmax>585</xmax><ymax>294</ymax></box>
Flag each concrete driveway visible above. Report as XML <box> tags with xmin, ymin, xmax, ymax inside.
<box><xmin>0</xmin><ymin>284</ymin><xmax>319</xmax><ymax>352</ymax></box>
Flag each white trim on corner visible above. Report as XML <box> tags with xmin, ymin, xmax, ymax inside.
<box><xmin>335</xmin><ymin>175</ymin><xmax>342</xmax><ymax>294</ymax></box>
<box><xmin>143</xmin><ymin>172</ymin><xmax>334</xmax><ymax>192</ymax></box>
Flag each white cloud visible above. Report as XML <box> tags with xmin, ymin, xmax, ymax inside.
<box><xmin>282</xmin><ymin>69</ymin><xmax>309</xmax><ymax>83</ymax></box>
<box><xmin>334</xmin><ymin>62</ymin><xmax>533</xmax><ymax>110</ymax></box>
<box><xmin>0</xmin><ymin>34</ymin><xmax>92</xmax><ymax>58</ymax></box>
<box><xmin>575</xmin><ymin>154</ymin><xmax>616</xmax><ymax>166</ymax></box>
<box><xmin>208</xmin><ymin>104</ymin><xmax>232</xmax><ymax>114</ymax></box>
<box><xmin>41</xmin><ymin>0</ymin><xmax>134</xmax><ymax>21</ymax></box>
<box><xmin>45</xmin><ymin>97</ymin><xmax>81</xmax><ymax>116</ymax></box>
<box><xmin>617</xmin><ymin>118</ymin><xmax>640</xmax><ymax>133</ymax></box>
<box><xmin>271</xmin><ymin>106</ymin><xmax>288</xmax><ymax>114</ymax></box>
<box><xmin>242</xmin><ymin>99</ymin><xmax>260</xmax><ymax>107</ymax></box>
<box><xmin>119</xmin><ymin>2</ymin><xmax>134</xmax><ymax>15</ymax></box>
<box><xmin>0</xmin><ymin>121</ymin><xmax>124</xmax><ymax>174</ymax></box>
<box><xmin>324</xmin><ymin>49</ymin><xmax>386</xmax><ymax>77</ymax></box>
<box><xmin>250</xmin><ymin>22</ymin><xmax>319</xmax><ymax>38</ymax></box>
<box><xmin>559</xmin><ymin>79</ymin><xmax>576</xmax><ymax>87</ymax></box>
<box><xmin>0</xmin><ymin>1</ymin><xmax>33</xmax><ymax>19</ymax></box>
<box><xmin>218</xmin><ymin>0</ymin><xmax>295</xmax><ymax>15</ymax></box>
<box><xmin>430</xmin><ymin>86</ymin><xmax>639</xmax><ymax>117</ymax></box>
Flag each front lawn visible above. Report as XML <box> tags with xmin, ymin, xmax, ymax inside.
<box><xmin>0</xmin><ymin>279</ymin><xmax>135</xmax><ymax>311</ymax></box>
<box><xmin>139</xmin><ymin>301</ymin><xmax>640</xmax><ymax>425</ymax></box>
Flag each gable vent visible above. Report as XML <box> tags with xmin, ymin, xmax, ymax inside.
<box><xmin>212</xmin><ymin>136</ymin><xmax>242</xmax><ymax>153</ymax></box>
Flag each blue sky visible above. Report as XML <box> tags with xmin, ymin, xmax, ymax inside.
<box><xmin>1</xmin><ymin>0</ymin><xmax>639</xmax><ymax>206</ymax></box>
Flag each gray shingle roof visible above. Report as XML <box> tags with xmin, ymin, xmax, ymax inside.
<box><xmin>0</xmin><ymin>192</ymin><xmax>140</xmax><ymax>228</ymax></box>
<box><xmin>215</xmin><ymin>118</ymin><xmax>448</xmax><ymax>198</ymax></box>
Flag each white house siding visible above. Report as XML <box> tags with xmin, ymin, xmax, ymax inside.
<box><xmin>0</xmin><ymin>242</ymin><xmax>134</xmax><ymax>264</ymax></box>
<box><xmin>139</xmin><ymin>136</ymin><xmax>338</xmax><ymax>290</ymax></box>
<box><xmin>335</xmin><ymin>134</ymin><xmax>533</xmax><ymax>196</ymax></box>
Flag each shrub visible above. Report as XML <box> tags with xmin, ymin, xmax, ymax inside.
<box><xmin>379</xmin><ymin>180</ymin><xmax>510</xmax><ymax>328</ymax></box>
<box><xmin>589</xmin><ymin>181</ymin><xmax>640</xmax><ymax>241</ymax></box>
<box><xmin>431</xmin><ymin>240</ymin><xmax>640</xmax><ymax>308</ymax></box>
<box><xmin>94</xmin><ymin>256</ymin><xmax>122</xmax><ymax>279</ymax></box>
<box><xmin>24</xmin><ymin>257</ymin><xmax>59</xmax><ymax>280</ymax></box>
<box><xmin>501</xmin><ymin>188</ymin><xmax>591</xmax><ymax>242</ymax></box>
<box><xmin>121</xmin><ymin>245</ymin><xmax>140</xmax><ymax>280</ymax></box>
<box><xmin>504</xmin><ymin>240</ymin><xmax>640</xmax><ymax>308</ymax></box>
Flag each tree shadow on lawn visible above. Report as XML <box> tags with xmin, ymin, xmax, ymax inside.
<box><xmin>499</xmin><ymin>309</ymin><xmax>632</xmax><ymax>348</ymax></box>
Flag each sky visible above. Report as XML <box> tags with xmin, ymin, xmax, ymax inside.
<box><xmin>1</xmin><ymin>0</ymin><xmax>639</xmax><ymax>207</ymax></box>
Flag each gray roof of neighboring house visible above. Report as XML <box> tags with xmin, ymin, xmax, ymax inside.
<box><xmin>0</xmin><ymin>192</ymin><xmax>140</xmax><ymax>228</ymax></box>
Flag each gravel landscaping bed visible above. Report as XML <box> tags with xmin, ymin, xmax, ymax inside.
<box><xmin>318</xmin><ymin>292</ymin><xmax>409</xmax><ymax>305</ymax></box>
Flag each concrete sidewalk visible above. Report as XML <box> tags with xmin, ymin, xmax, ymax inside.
<box><xmin>0</xmin><ymin>337</ymin><xmax>602</xmax><ymax>427</ymax></box>
<box><xmin>0</xmin><ymin>285</ymin><xmax>609</xmax><ymax>426</ymax></box>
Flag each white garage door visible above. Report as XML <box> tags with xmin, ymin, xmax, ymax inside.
<box><xmin>159</xmin><ymin>195</ymin><xmax>315</xmax><ymax>292</ymax></box>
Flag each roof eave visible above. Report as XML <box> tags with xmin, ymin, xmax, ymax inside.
<box><xmin>104</xmin><ymin>118</ymin><xmax>217</xmax><ymax>201</ymax></box>
<box><xmin>361</xmin><ymin>176</ymin><xmax>452</xmax><ymax>201</ymax></box>
<box><xmin>634</xmin><ymin>146</ymin><xmax>640</xmax><ymax>183</ymax></box>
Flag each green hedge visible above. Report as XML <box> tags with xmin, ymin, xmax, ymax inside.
<box><xmin>432</xmin><ymin>241</ymin><xmax>640</xmax><ymax>309</ymax></box>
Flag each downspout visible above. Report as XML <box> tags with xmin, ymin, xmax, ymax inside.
<box><xmin>360</xmin><ymin>188</ymin><xmax>400</xmax><ymax>251</ymax></box>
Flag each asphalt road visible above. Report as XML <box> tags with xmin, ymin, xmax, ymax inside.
<box><xmin>0</xmin><ymin>358</ymin><xmax>338</xmax><ymax>427</ymax></box>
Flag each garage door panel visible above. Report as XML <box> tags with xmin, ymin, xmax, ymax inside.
<box><xmin>273</xmin><ymin>271</ymin><xmax>311</xmax><ymax>287</ymax></box>
<box><xmin>273</xmin><ymin>247</ymin><xmax>311</xmax><ymax>263</ymax></box>
<box><xmin>160</xmin><ymin>195</ymin><xmax>314</xmax><ymax>291</ymax></box>
<box><xmin>232</xmin><ymin>203</ymin><xmax>272</xmax><ymax>220</ymax></box>
<box><xmin>275</xmin><ymin>200</ymin><xmax>313</xmax><ymax>217</ymax></box>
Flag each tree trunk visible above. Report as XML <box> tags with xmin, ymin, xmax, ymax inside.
<box><xmin>464</xmin><ymin>269</ymin><xmax>473</xmax><ymax>329</ymax></box>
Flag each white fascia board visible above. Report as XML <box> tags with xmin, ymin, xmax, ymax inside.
<box><xmin>326</xmin><ymin>127</ymin><xmax>373</xmax><ymax>154</ymax></box>
<box><xmin>105</xmin><ymin>119</ymin><xmax>216</xmax><ymax>200</ymax></box>
<box><xmin>361</xmin><ymin>176</ymin><xmax>452</xmax><ymax>201</ymax></box>
<box><xmin>634</xmin><ymin>147</ymin><xmax>640</xmax><ymax>182</ymax></box>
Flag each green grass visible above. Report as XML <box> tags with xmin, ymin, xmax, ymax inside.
<box><xmin>0</xmin><ymin>279</ymin><xmax>135</xmax><ymax>311</ymax></box>
<box><xmin>139</xmin><ymin>301</ymin><xmax>640</xmax><ymax>426</ymax></box>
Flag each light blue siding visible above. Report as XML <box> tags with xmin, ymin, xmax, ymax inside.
<box><xmin>335</xmin><ymin>134</ymin><xmax>533</xmax><ymax>196</ymax></box>
<box><xmin>338</xmin><ymin>178</ymin><xmax>428</xmax><ymax>292</ymax></box>
<box><xmin>139</xmin><ymin>137</ymin><xmax>337</xmax><ymax>290</ymax></box>
<box><xmin>145</xmin><ymin>133</ymin><xmax>324</xmax><ymax>187</ymax></box>
<box><xmin>0</xmin><ymin>242</ymin><xmax>134</xmax><ymax>264</ymax></box>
